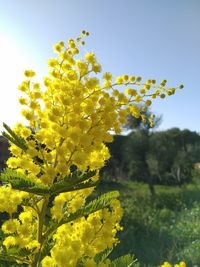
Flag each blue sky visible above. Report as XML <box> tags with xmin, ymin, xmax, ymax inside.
<box><xmin>0</xmin><ymin>0</ymin><xmax>199</xmax><ymax>132</ymax></box>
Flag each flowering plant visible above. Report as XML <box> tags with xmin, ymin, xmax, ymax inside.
<box><xmin>0</xmin><ymin>31</ymin><xmax>183</xmax><ymax>267</ymax></box>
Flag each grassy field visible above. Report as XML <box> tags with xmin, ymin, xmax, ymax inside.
<box><xmin>1</xmin><ymin>179</ymin><xmax>200</xmax><ymax>266</ymax></box>
<box><xmin>96</xmin><ymin>179</ymin><xmax>200</xmax><ymax>266</ymax></box>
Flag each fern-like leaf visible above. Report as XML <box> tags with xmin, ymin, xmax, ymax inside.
<box><xmin>1</xmin><ymin>168</ymin><xmax>50</xmax><ymax>195</ymax></box>
<box><xmin>2</xmin><ymin>123</ymin><xmax>28</xmax><ymax>151</ymax></box>
<box><xmin>109</xmin><ymin>254</ymin><xmax>139</xmax><ymax>267</ymax></box>
<box><xmin>61</xmin><ymin>190</ymin><xmax>120</xmax><ymax>224</ymax></box>
<box><xmin>50</xmin><ymin>170</ymin><xmax>97</xmax><ymax>194</ymax></box>
<box><xmin>45</xmin><ymin>191</ymin><xmax>120</xmax><ymax>238</ymax></box>
<box><xmin>50</xmin><ymin>179</ymin><xmax>98</xmax><ymax>194</ymax></box>
<box><xmin>94</xmin><ymin>248</ymin><xmax>113</xmax><ymax>264</ymax></box>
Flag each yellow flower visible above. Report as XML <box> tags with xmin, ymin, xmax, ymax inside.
<box><xmin>85</xmin><ymin>52</ymin><xmax>96</xmax><ymax>64</ymax></box>
<box><xmin>145</xmin><ymin>99</ymin><xmax>152</xmax><ymax>106</ymax></box>
<box><xmin>103</xmin><ymin>72</ymin><xmax>112</xmax><ymax>81</ymax></box>
<box><xmin>24</xmin><ymin>69</ymin><xmax>35</xmax><ymax>78</ymax></box>
<box><xmin>115</xmin><ymin>76</ymin><xmax>123</xmax><ymax>84</ymax></box>
<box><xmin>3</xmin><ymin>236</ymin><xmax>17</xmax><ymax>249</ymax></box>
<box><xmin>18</xmin><ymin>97</ymin><xmax>28</xmax><ymax>105</ymax></box>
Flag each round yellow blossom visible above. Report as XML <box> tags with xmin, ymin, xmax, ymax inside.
<box><xmin>24</xmin><ymin>69</ymin><xmax>36</xmax><ymax>78</ymax></box>
<box><xmin>3</xmin><ymin>236</ymin><xmax>17</xmax><ymax>249</ymax></box>
<box><xmin>19</xmin><ymin>97</ymin><xmax>28</xmax><ymax>105</ymax></box>
<box><xmin>85</xmin><ymin>52</ymin><xmax>96</xmax><ymax>64</ymax></box>
<box><xmin>115</xmin><ymin>76</ymin><xmax>123</xmax><ymax>84</ymax></box>
<box><xmin>123</xmin><ymin>74</ymin><xmax>129</xmax><ymax>81</ymax></box>
<box><xmin>103</xmin><ymin>72</ymin><xmax>112</xmax><ymax>81</ymax></box>
<box><xmin>145</xmin><ymin>99</ymin><xmax>152</xmax><ymax>106</ymax></box>
<box><xmin>2</xmin><ymin>219</ymin><xmax>20</xmax><ymax>234</ymax></box>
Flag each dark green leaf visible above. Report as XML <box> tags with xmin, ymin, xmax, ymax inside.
<box><xmin>1</xmin><ymin>168</ymin><xmax>50</xmax><ymax>195</ymax></box>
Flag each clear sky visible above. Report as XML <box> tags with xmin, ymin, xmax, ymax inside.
<box><xmin>0</xmin><ymin>0</ymin><xmax>199</xmax><ymax>132</ymax></box>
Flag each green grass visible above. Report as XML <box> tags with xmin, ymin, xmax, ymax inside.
<box><xmin>1</xmin><ymin>179</ymin><xmax>200</xmax><ymax>266</ymax></box>
<box><xmin>96</xmin><ymin>179</ymin><xmax>200</xmax><ymax>266</ymax></box>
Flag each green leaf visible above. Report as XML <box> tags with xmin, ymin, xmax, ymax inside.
<box><xmin>50</xmin><ymin>179</ymin><xmax>98</xmax><ymax>194</ymax></box>
<box><xmin>50</xmin><ymin>170</ymin><xmax>97</xmax><ymax>194</ymax></box>
<box><xmin>1</xmin><ymin>168</ymin><xmax>50</xmax><ymax>195</ymax></box>
<box><xmin>61</xmin><ymin>190</ymin><xmax>120</xmax><ymax>224</ymax></box>
<box><xmin>109</xmin><ymin>254</ymin><xmax>139</xmax><ymax>267</ymax></box>
<box><xmin>2</xmin><ymin>123</ymin><xmax>28</xmax><ymax>151</ymax></box>
<box><xmin>94</xmin><ymin>248</ymin><xmax>113</xmax><ymax>264</ymax></box>
<box><xmin>0</xmin><ymin>250</ymin><xmax>30</xmax><ymax>265</ymax></box>
<box><xmin>45</xmin><ymin>191</ymin><xmax>120</xmax><ymax>238</ymax></box>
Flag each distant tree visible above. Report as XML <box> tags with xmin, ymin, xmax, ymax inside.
<box><xmin>149</xmin><ymin>128</ymin><xmax>200</xmax><ymax>185</ymax></box>
<box><xmin>102</xmin><ymin>135</ymin><xmax>127</xmax><ymax>180</ymax></box>
<box><xmin>122</xmin><ymin>109</ymin><xmax>162</xmax><ymax>196</ymax></box>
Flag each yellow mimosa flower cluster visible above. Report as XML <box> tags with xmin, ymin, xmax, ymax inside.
<box><xmin>0</xmin><ymin>31</ymin><xmax>183</xmax><ymax>266</ymax></box>
<box><xmin>42</xmin><ymin>199</ymin><xmax>122</xmax><ymax>267</ymax></box>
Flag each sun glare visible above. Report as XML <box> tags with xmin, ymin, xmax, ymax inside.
<box><xmin>0</xmin><ymin>34</ymin><xmax>29</xmax><ymax>131</ymax></box>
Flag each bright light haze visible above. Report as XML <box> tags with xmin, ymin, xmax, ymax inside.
<box><xmin>0</xmin><ymin>0</ymin><xmax>199</xmax><ymax>132</ymax></box>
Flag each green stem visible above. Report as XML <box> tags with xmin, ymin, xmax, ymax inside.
<box><xmin>31</xmin><ymin>196</ymin><xmax>49</xmax><ymax>267</ymax></box>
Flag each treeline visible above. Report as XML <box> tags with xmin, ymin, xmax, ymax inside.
<box><xmin>102</xmin><ymin>128</ymin><xmax>200</xmax><ymax>194</ymax></box>
<box><xmin>1</xmin><ymin>128</ymin><xmax>200</xmax><ymax>194</ymax></box>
